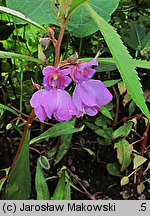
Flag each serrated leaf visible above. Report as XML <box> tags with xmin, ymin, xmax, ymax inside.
<box><xmin>114</xmin><ymin>139</ymin><xmax>133</xmax><ymax>172</ymax></box>
<box><xmin>121</xmin><ymin>176</ymin><xmax>129</xmax><ymax>186</ymax></box>
<box><xmin>113</xmin><ymin>122</ymin><xmax>133</xmax><ymax>139</ymax></box>
<box><xmin>30</xmin><ymin>120</ymin><xmax>84</xmax><ymax>145</ymax></box>
<box><xmin>84</xmin><ymin>3</ymin><xmax>150</xmax><ymax>120</ymax></box>
<box><xmin>0</xmin><ymin>6</ymin><xmax>46</xmax><ymax>31</ymax></box>
<box><xmin>133</xmin><ymin>155</ymin><xmax>147</xmax><ymax>169</ymax></box>
<box><xmin>106</xmin><ymin>162</ymin><xmax>120</xmax><ymax>176</ymax></box>
<box><xmin>35</xmin><ymin>158</ymin><xmax>50</xmax><ymax>200</ymax></box>
<box><xmin>5</xmin><ymin>129</ymin><xmax>31</xmax><ymax>199</ymax></box>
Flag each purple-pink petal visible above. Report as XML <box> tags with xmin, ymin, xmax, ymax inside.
<box><xmin>34</xmin><ymin>106</ymin><xmax>47</xmax><ymax>122</ymax></box>
<box><xmin>78</xmin><ymin>57</ymin><xmax>98</xmax><ymax>71</ymax></box>
<box><xmin>42</xmin><ymin>66</ymin><xmax>56</xmax><ymax>76</ymax></box>
<box><xmin>87</xmin><ymin>80</ymin><xmax>113</xmax><ymax>106</ymax></box>
<box><xmin>53</xmin><ymin>89</ymin><xmax>77</xmax><ymax>121</ymax></box>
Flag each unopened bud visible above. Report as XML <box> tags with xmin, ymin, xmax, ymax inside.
<box><xmin>33</xmin><ymin>83</ymin><xmax>40</xmax><ymax>90</ymax></box>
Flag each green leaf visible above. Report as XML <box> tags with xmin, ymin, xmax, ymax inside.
<box><xmin>52</xmin><ymin>170</ymin><xmax>65</xmax><ymax>200</ymax></box>
<box><xmin>113</xmin><ymin>122</ymin><xmax>133</xmax><ymax>139</ymax></box>
<box><xmin>84</xmin><ymin>3</ymin><xmax>150</xmax><ymax>120</ymax></box>
<box><xmin>114</xmin><ymin>139</ymin><xmax>133</xmax><ymax>172</ymax></box>
<box><xmin>64</xmin><ymin>181</ymin><xmax>71</xmax><ymax>200</ymax></box>
<box><xmin>106</xmin><ymin>162</ymin><xmax>120</xmax><ymax>176</ymax></box>
<box><xmin>6</xmin><ymin>0</ymin><xmax>59</xmax><ymax>25</ymax></box>
<box><xmin>82</xmin><ymin>57</ymin><xmax>150</xmax><ymax>70</ymax></box>
<box><xmin>123</xmin><ymin>21</ymin><xmax>146</xmax><ymax>50</ymax></box>
<box><xmin>54</xmin><ymin>134</ymin><xmax>72</xmax><ymax>165</ymax></box>
<box><xmin>0</xmin><ymin>6</ymin><xmax>46</xmax><ymax>31</ymax></box>
<box><xmin>133</xmin><ymin>155</ymin><xmax>147</xmax><ymax>169</ymax></box>
<box><xmin>83</xmin><ymin>147</ymin><xmax>96</xmax><ymax>158</ymax></box>
<box><xmin>100</xmin><ymin>106</ymin><xmax>113</xmax><ymax>120</ymax></box>
<box><xmin>0</xmin><ymin>103</ymin><xmax>19</xmax><ymax>116</ymax></box>
<box><xmin>85</xmin><ymin>122</ymin><xmax>112</xmax><ymax>139</ymax></box>
<box><xmin>120</xmin><ymin>176</ymin><xmax>129</xmax><ymax>186</ymax></box>
<box><xmin>5</xmin><ymin>129</ymin><xmax>31</xmax><ymax>199</ymax></box>
<box><xmin>103</xmin><ymin>79</ymin><xmax>121</xmax><ymax>87</ymax></box>
<box><xmin>133</xmin><ymin>59</ymin><xmax>150</xmax><ymax>69</ymax></box>
<box><xmin>96</xmin><ymin>64</ymin><xmax>117</xmax><ymax>72</ymax></box>
<box><xmin>67</xmin><ymin>0</ymin><xmax>119</xmax><ymax>37</ymax></box>
<box><xmin>69</xmin><ymin>0</ymin><xmax>89</xmax><ymax>15</ymax></box>
<box><xmin>30</xmin><ymin>119</ymin><xmax>84</xmax><ymax>145</ymax></box>
<box><xmin>0</xmin><ymin>51</ymin><xmax>42</xmax><ymax>64</ymax></box>
<box><xmin>35</xmin><ymin>157</ymin><xmax>50</xmax><ymax>200</ymax></box>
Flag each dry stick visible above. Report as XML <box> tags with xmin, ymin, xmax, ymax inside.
<box><xmin>8</xmin><ymin>104</ymin><xmax>54</xmax><ymax>126</ymax></box>
<box><xmin>112</xmin><ymin>86</ymin><xmax>120</xmax><ymax>128</ymax></box>
<box><xmin>138</xmin><ymin>120</ymin><xmax>150</xmax><ymax>183</ymax></box>
<box><xmin>66</xmin><ymin>167</ymin><xmax>96</xmax><ymax>200</ymax></box>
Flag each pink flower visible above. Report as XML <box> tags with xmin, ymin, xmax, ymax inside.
<box><xmin>69</xmin><ymin>57</ymin><xmax>113</xmax><ymax>117</ymax></box>
<box><xmin>30</xmin><ymin>66</ymin><xmax>76</xmax><ymax>122</ymax></box>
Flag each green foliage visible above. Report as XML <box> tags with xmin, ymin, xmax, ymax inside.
<box><xmin>35</xmin><ymin>157</ymin><xmax>50</xmax><ymax>200</ymax></box>
<box><xmin>106</xmin><ymin>163</ymin><xmax>120</xmax><ymax>177</ymax></box>
<box><xmin>0</xmin><ymin>6</ymin><xmax>46</xmax><ymax>31</ymax></box>
<box><xmin>84</xmin><ymin>3</ymin><xmax>150</xmax><ymax>120</ymax></box>
<box><xmin>52</xmin><ymin>169</ymin><xmax>71</xmax><ymax>200</ymax></box>
<box><xmin>30</xmin><ymin>119</ymin><xmax>84</xmax><ymax>144</ymax></box>
<box><xmin>54</xmin><ymin>134</ymin><xmax>72</xmax><ymax>165</ymax></box>
<box><xmin>113</xmin><ymin>122</ymin><xmax>133</xmax><ymax>139</ymax></box>
<box><xmin>0</xmin><ymin>51</ymin><xmax>43</xmax><ymax>63</ymax></box>
<box><xmin>5</xmin><ymin>129</ymin><xmax>31</xmax><ymax>199</ymax></box>
<box><xmin>120</xmin><ymin>176</ymin><xmax>129</xmax><ymax>186</ymax></box>
<box><xmin>133</xmin><ymin>155</ymin><xmax>147</xmax><ymax>169</ymax></box>
<box><xmin>114</xmin><ymin>139</ymin><xmax>133</xmax><ymax>172</ymax></box>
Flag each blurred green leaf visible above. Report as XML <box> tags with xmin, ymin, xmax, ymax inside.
<box><xmin>64</xmin><ymin>181</ymin><xmax>71</xmax><ymax>200</ymax></box>
<box><xmin>114</xmin><ymin>139</ymin><xmax>133</xmax><ymax>172</ymax></box>
<box><xmin>103</xmin><ymin>79</ymin><xmax>121</xmax><ymax>87</ymax></box>
<box><xmin>0</xmin><ymin>51</ymin><xmax>43</xmax><ymax>63</ymax></box>
<box><xmin>0</xmin><ymin>6</ymin><xmax>46</xmax><ymax>31</ymax></box>
<box><xmin>106</xmin><ymin>162</ymin><xmax>120</xmax><ymax>176</ymax></box>
<box><xmin>133</xmin><ymin>155</ymin><xmax>147</xmax><ymax>169</ymax></box>
<box><xmin>35</xmin><ymin>157</ymin><xmax>50</xmax><ymax>200</ymax></box>
<box><xmin>120</xmin><ymin>176</ymin><xmax>129</xmax><ymax>186</ymax></box>
<box><xmin>113</xmin><ymin>122</ymin><xmax>133</xmax><ymax>139</ymax></box>
<box><xmin>85</xmin><ymin>122</ymin><xmax>112</xmax><ymax>139</ymax></box>
<box><xmin>0</xmin><ymin>103</ymin><xmax>19</xmax><ymax>116</ymax></box>
<box><xmin>100</xmin><ymin>106</ymin><xmax>113</xmax><ymax>120</ymax></box>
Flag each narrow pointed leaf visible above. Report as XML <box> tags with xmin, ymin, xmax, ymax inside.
<box><xmin>0</xmin><ymin>51</ymin><xmax>42</xmax><ymax>64</ymax></box>
<box><xmin>30</xmin><ymin>120</ymin><xmax>84</xmax><ymax>145</ymax></box>
<box><xmin>0</xmin><ymin>103</ymin><xmax>19</xmax><ymax>116</ymax></box>
<box><xmin>5</xmin><ymin>129</ymin><xmax>31</xmax><ymax>199</ymax></box>
<box><xmin>35</xmin><ymin>157</ymin><xmax>50</xmax><ymax>200</ymax></box>
<box><xmin>52</xmin><ymin>171</ymin><xmax>65</xmax><ymax>200</ymax></box>
<box><xmin>84</xmin><ymin>3</ymin><xmax>150</xmax><ymax>120</ymax></box>
<box><xmin>0</xmin><ymin>6</ymin><xmax>46</xmax><ymax>31</ymax></box>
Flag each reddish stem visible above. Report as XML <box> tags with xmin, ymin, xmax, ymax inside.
<box><xmin>54</xmin><ymin>21</ymin><xmax>67</xmax><ymax>67</ymax></box>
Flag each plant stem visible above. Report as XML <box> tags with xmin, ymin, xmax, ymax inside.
<box><xmin>7</xmin><ymin>109</ymin><xmax>35</xmax><ymax>177</ymax></box>
<box><xmin>54</xmin><ymin>20</ymin><xmax>67</xmax><ymax>67</ymax></box>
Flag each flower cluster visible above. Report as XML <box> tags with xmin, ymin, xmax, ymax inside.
<box><xmin>30</xmin><ymin>57</ymin><xmax>112</xmax><ymax>122</ymax></box>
